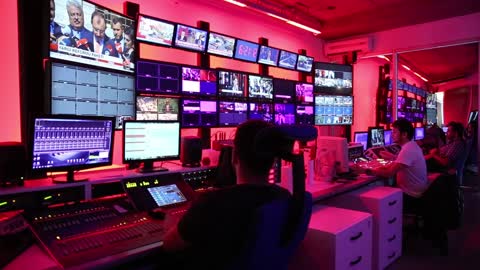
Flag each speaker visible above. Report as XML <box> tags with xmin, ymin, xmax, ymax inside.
<box><xmin>180</xmin><ymin>136</ymin><xmax>202</xmax><ymax>167</ymax></box>
<box><xmin>0</xmin><ymin>142</ymin><xmax>26</xmax><ymax>186</ymax></box>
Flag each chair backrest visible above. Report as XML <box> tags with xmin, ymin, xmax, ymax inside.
<box><xmin>225</xmin><ymin>192</ymin><xmax>313</xmax><ymax>270</ymax></box>
<box><xmin>455</xmin><ymin>139</ymin><xmax>471</xmax><ymax>185</ymax></box>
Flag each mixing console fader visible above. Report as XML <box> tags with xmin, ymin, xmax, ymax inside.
<box><xmin>23</xmin><ymin>197</ymin><xmax>167</xmax><ymax>269</ymax></box>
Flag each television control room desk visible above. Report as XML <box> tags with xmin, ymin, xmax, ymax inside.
<box><xmin>1</xmin><ymin>166</ymin><xmax>381</xmax><ymax>270</ymax></box>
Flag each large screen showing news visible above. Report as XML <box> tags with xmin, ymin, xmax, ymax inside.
<box><xmin>257</xmin><ymin>45</ymin><xmax>279</xmax><ymax>66</ymax></box>
<box><xmin>314</xmin><ymin>62</ymin><xmax>353</xmax><ymax>95</ymax></box>
<box><xmin>218</xmin><ymin>101</ymin><xmax>248</xmax><ymax>126</ymax></box>
<box><xmin>136</xmin><ymin>96</ymin><xmax>179</xmax><ymax>121</ymax></box>
<box><xmin>136</xmin><ymin>60</ymin><xmax>181</xmax><ymax>94</ymax></box>
<box><xmin>181</xmin><ymin>67</ymin><xmax>217</xmax><ymax>96</ymax></box>
<box><xmin>234</xmin><ymin>39</ymin><xmax>259</xmax><ymax>62</ymax></box>
<box><xmin>174</xmin><ymin>24</ymin><xmax>208</xmax><ymax>52</ymax></box>
<box><xmin>248</xmin><ymin>75</ymin><xmax>273</xmax><ymax>100</ymax></box>
<box><xmin>314</xmin><ymin>95</ymin><xmax>353</xmax><ymax>125</ymax></box>
<box><xmin>274</xmin><ymin>103</ymin><xmax>295</xmax><ymax>125</ymax></box>
<box><xmin>207</xmin><ymin>32</ymin><xmax>236</xmax><ymax>58</ymax></box>
<box><xmin>181</xmin><ymin>99</ymin><xmax>218</xmax><ymax>127</ymax></box>
<box><xmin>49</xmin><ymin>0</ymin><xmax>136</xmax><ymax>73</ymax></box>
<box><xmin>136</xmin><ymin>14</ymin><xmax>175</xmax><ymax>47</ymax></box>
<box><xmin>218</xmin><ymin>70</ymin><xmax>248</xmax><ymax>98</ymax></box>
<box><xmin>278</xmin><ymin>50</ymin><xmax>298</xmax><ymax>70</ymax></box>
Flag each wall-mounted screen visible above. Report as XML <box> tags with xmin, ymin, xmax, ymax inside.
<box><xmin>414</xmin><ymin>127</ymin><xmax>425</xmax><ymax>140</ymax></box>
<box><xmin>314</xmin><ymin>95</ymin><xmax>353</xmax><ymax>125</ymax></box>
<box><xmin>295</xmin><ymin>83</ymin><xmax>314</xmax><ymax>104</ymax></box>
<box><xmin>218</xmin><ymin>101</ymin><xmax>248</xmax><ymax>126</ymax></box>
<box><xmin>136</xmin><ymin>60</ymin><xmax>180</xmax><ymax>94</ymax></box>
<box><xmin>314</xmin><ymin>62</ymin><xmax>353</xmax><ymax>96</ymax></box>
<box><xmin>218</xmin><ymin>70</ymin><xmax>247</xmax><ymax>98</ymax></box>
<box><xmin>296</xmin><ymin>105</ymin><xmax>314</xmax><ymax>125</ymax></box>
<box><xmin>354</xmin><ymin>131</ymin><xmax>368</xmax><ymax>151</ymax></box>
<box><xmin>296</xmin><ymin>55</ymin><xmax>314</xmax><ymax>72</ymax></box>
<box><xmin>136</xmin><ymin>96</ymin><xmax>179</xmax><ymax>121</ymax></box>
<box><xmin>248</xmin><ymin>75</ymin><xmax>273</xmax><ymax>100</ymax></box>
<box><xmin>181</xmin><ymin>67</ymin><xmax>217</xmax><ymax>96</ymax></box>
<box><xmin>234</xmin><ymin>39</ymin><xmax>259</xmax><ymax>62</ymax></box>
<box><xmin>367</xmin><ymin>127</ymin><xmax>385</xmax><ymax>148</ymax></box>
<box><xmin>181</xmin><ymin>99</ymin><xmax>217</xmax><ymax>127</ymax></box>
<box><xmin>257</xmin><ymin>45</ymin><xmax>279</xmax><ymax>66</ymax></box>
<box><xmin>278</xmin><ymin>50</ymin><xmax>298</xmax><ymax>70</ymax></box>
<box><xmin>384</xmin><ymin>129</ymin><xmax>392</xmax><ymax>146</ymax></box>
<box><xmin>273</xmin><ymin>79</ymin><xmax>295</xmax><ymax>103</ymax></box>
<box><xmin>136</xmin><ymin>14</ymin><xmax>175</xmax><ymax>46</ymax></box>
<box><xmin>249</xmin><ymin>102</ymin><xmax>273</xmax><ymax>123</ymax></box>
<box><xmin>174</xmin><ymin>24</ymin><xmax>207</xmax><ymax>52</ymax></box>
<box><xmin>49</xmin><ymin>0</ymin><xmax>136</xmax><ymax>73</ymax></box>
<box><xmin>274</xmin><ymin>103</ymin><xmax>295</xmax><ymax>125</ymax></box>
<box><xmin>207</xmin><ymin>32</ymin><xmax>236</xmax><ymax>58</ymax></box>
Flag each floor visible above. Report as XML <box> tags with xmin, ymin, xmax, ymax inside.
<box><xmin>388</xmin><ymin>171</ymin><xmax>480</xmax><ymax>270</ymax></box>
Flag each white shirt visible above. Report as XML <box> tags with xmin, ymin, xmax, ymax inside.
<box><xmin>394</xmin><ymin>140</ymin><xmax>428</xmax><ymax>198</ymax></box>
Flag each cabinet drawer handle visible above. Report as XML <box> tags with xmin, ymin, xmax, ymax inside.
<box><xmin>349</xmin><ymin>256</ymin><xmax>362</xmax><ymax>266</ymax></box>
<box><xmin>388</xmin><ymin>200</ymin><xmax>397</xmax><ymax>206</ymax></box>
<box><xmin>350</xmin><ymin>232</ymin><xmax>363</xmax><ymax>241</ymax></box>
<box><xmin>388</xmin><ymin>217</ymin><xmax>397</xmax><ymax>224</ymax></box>
<box><xmin>387</xmin><ymin>251</ymin><xmax>396</xmax><ymax>259</ymax></box>
<box><xmin>388</xmin><ymin>234</ymin><xmax>396</xmax><ymax>242</ymax></box>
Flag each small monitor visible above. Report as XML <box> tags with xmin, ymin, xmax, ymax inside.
<box><xmin>181</xmin><ymin>99</ymin><xmax>218</xmax><ymax>127</ymax></box>
<box><xmin>278</xmin><ymin>50</ymin><xmax>298</xmax><ymax>70</ymax></box>
<box><xmin>218</xmin><ymin>70</ymin><xmax>247</xmax><ymax>98</ymax></box>
<box><xmin>174</xmin><ymin>24</ymin><xmax>208</xmax><ymax>52</ymax></box>
<box><xmin>274</xmin><ymin>103</ymin><xmax>295</xmax><ymax>125</ymax></box>
<box><xmin>30</xmin><ymin>115</ymin><xmax>115</xmax><ymax>183</ymax></box>
<box><xmin>296</xmin><ymin>105</ymin><xmax>314</xmax><ymax>125</ymax></box>
<box><xmin>123</xmin><ymin>121</ymin><xmax>180</xmax><ymax>173</ymax></box>
<box><xmin>218</xmin><ymin>101</ymin><xmax>248</xmax><ymax>126</ymax></box>
<box><xmin>249</xmin><ymin>102</ymin><xmax>273</xmax><ymax>123</ymax></box>
<box><xmin>248</xmin><ymin>75</ymin><xmax>273</xmax><ymax>100</ymax></box>
<box><xmin>257</xmin><ymin>45</ymin><xmax>280</xmax><ymax>66</ymax></box>
<box><xmin>273</xmin><ymin>79</ymin><xmax>295</xmax><ymax>102</ymax></box>
<box><xmin>367</xmin><ymin>127</ymin><xmax>385</xmax><ymax>148</ymax></box>
<box><xmin>295</xmin><ymin>83</ymin><xmax>314</xmax><ymax>104</ymax></box>
<box><xmin>207</xmin><ymin>32</ymin><xmax>236</xmax><ymax>58</ymax></box>
<box><xmin>181</xmin><ymin>67</ymin><xmax>217</xmax><ymax>96</ymax></box>
<box><xmin>314</xmin><ymin>62</ymin><xmax>353</xmax><ymax>96</ymax></box>
<box><xmin>384</xmin><ymin>129</ymin><xmax>392</xmax><ymax>146</ymax></box>
<box><xmin>136</xmin><ymin>14</ymin><xmax>175</xmax><ymax>47</ymax></box>
<box><xmin>136</xmin><ymin>96</ymin><xmax>179</xmax><ymax>121</ymax></box>
<box><xmin>354</xmin><ymin>131</ymin><xmax>368</xmax><ymax>151</ymax></box>
<box><xmin>234</xmin><ymin>39</ymin><xmax>259</xmax><ymax>62</ymax></box>
<box><xmin>136</xmin><ymin>60</ymin><xmax>181</xmax><ymax>94</ymax></box>
<box><xmin>414</xmin><ymin>127</ymin><xmax>425</xmax><ymax>140</ymax></box>
<box><xmin>296</xmin><ymin>55</ymin><xmax>314</xmax><ymax>72</ymax></box>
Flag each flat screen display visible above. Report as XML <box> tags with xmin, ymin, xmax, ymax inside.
<box><xmin>181</xmin><ymin>100</ymin><xmax>218</xmax><ymax>127</ymax></box>
<box><xmin>314</xmin><ymin>95</ymin><xmax>353</xmax><ymax>125</ymax></box>
<box><xmin>123</xmin><ymin>121</ymin><xmax>180</xmax><ymax>162</ymax></box>
<box><xmin>218</xmin><ymin>70</ymin><xmax>247</xmax><ymax>98</ymax></box>
<box><xmin>368</xmin><ymin>127</ymin><xmax>385</xmax><ymax>148</ymax></box>
<box><xmin>295</xmin><ymin>83</ymin><xmax>314</xmax><ymax>104</ymax></box>
<box><xmin>274</xmin><ymin>103</ymin><xmax>295</xmax><ymax>125</ymax></box>
<box><xmin>136</xmin><ymin>14</ymin><xmax>175</xmax><ymax>46</ymax></box>
<box><xmin>296</xmin><ymin>55</ymin><xmax>313</xmax><ymax>72</ymax></box>
<box><xmin>278</xmin><ymin>50</ymin><xmax>298</xmax><ymax>70</ymax></box>
<box><xmin>415</xmin><ymin>127</ymin><xmax>425</xmax><ymax>140</ymax></box>
<box><xmin>273</xmin><ymin>79</ymin><xmax>295</xmax><ymax>102</ymax></box>
<box><xmin>296</xmin><ymin>105</ymin><xmax>314</xmax><ymax>125</ymax></box>
<box><xmin>49</xmin><ymin>0</ymin><xmax>136</xmax><ymax>73</ymax></box>
<box><xmin>181</xmin><ymin>67</ymin><xmax>217</xmax><ymax>96</ymax></box>
<box><xmin>207</xmin><ymin>32</ymin><xmax>235</xmax><ymax>57</ymax></box>
<box><xmin>384</xmin><ymin>130</ymin><xmax>392</xmax><ymax>146</ymax></box>
<box><xmin>147</xmin><ymin>184</ymin><xmax>187</xmax><ymax>207</ymax></box>
<box><xmin>248</xmin><ymin>75</ymin><xmax>273</xmax><ymax>100</ymax></box>
<box><xmin>136</xmin><ymin>96</ymin><xmax>179</xmax><ymax>121</ymax></box>
<box><xmin>234</xmin><ymin>39</ymin><xmax>259</xmax><ymax>62</ymax></box>
<box><xmin>249</xmin><ymin>102</ymin><xmax>273</xmax><ymax>123</ymax></box>
<box><xmin>257</xmin><ymin>45</ymin><xmax>279</xmax><ymax>66</ymax></box>
<box><xmin>174</xmin><ymin>24</ymin><xmax>207</xmax><ymax>52</ymax></box>
<box><xmin>218</xmin><ymin>101</ymin><xmax>248</xmax><ymax>126</ymax></box>
<box><xmin>314</xmin><ymin>62</ymin><xmax>353</xmax><ymax>95</ymax></box>
<box><xmin>354</xmin><ymin>132</ymin><xmax>368</xmax><ymax>151</ymax></box>
<box><xmin>136</xmin><ymin>60</ymin><xmax>181</xmax><ymax>93</ymax></box>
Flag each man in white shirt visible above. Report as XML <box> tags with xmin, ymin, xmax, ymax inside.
<box><xmin>370</xmin><ymin>118</ymin><xmax>428</xmax><ymax>211</ymax></box>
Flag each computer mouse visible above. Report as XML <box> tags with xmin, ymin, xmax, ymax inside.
<box><xmin>148</xmin><ymin>208</ymin><xmax>166</xmax><ymax>220</ymax></box>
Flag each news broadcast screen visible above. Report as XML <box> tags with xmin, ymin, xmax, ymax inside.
<box><xmin>248</xmin><ymin>102</ymin><xmax>273</xmax><ymax>123</ymax></box>
<box><xmin>136</xmin><ymin>96</ymin><xmax>179</xmax><ymax>121</ymax></box>
<box><xmin>248</xmin><ymin>75</ymin><xmax>273</xmax><ymax>100</ymax></box>
<box><xmin>136</xmin><ymin>14</ymin><xmax>175</xmax><ymax>46</ymax></box>
<box><xmin>314</xmin><ymin>95</ymin><xmax>353</xmax><ymax>125</ymax></box>
<box><xmin>273</xmin><ymin>79</ymin><xmax>295</xmax><ymax>102</ymax></box>
<box><xmin>295</xmin><ymin>83</ymin><xmax>314</xmax><ymax>104</ymax></box>
<box><xmin>234</xmin><ymin>39</ymin><xmax>259</xmax><ymax>62</ymax></box>
<box><xmin>296</xmin><ymin>105</ymin><xmax>314</xmax><ymax>125</ymax></box>
<box><xmin>181</xmin><ymin>67</ymin><xmax>217</xmax><ymax>96</ymax></box>
<box><xmin>218</xmin><ymin>101</ymin><xmax>248</xmax><ymax>126</ymax></box>
<box><xmin>218</xmin><ymin>70</ymin><xmax>247</xmax><ymax>98</ymax></box>
<box><xmin>257</xmin><ymin>45</ymin><xmax>279</xmax><ymax>66</ymax></box>
<box><xmin>274</xmin><ymin>103</ymin><xmax>295</xmax><ymax>125</ymax></box>
<box><xmin>207</xmin><ymin>32</ymin><xmax>236</xmax><ymax>58</ymax></box>
<box><xmin>278</xmin><ymin>50</ymin><xmax>298</xmax><ymax>70</ymax></box>
<box><xmin>174</xmin><ymin>24</ymin><xmax>207</xmax><ymax>52</ymax></box>
<box><xmin>296</xmin><ymin>55</ymin><xmax>314</xmax><ymax>72</ymax></box>
<box><xmin>314</xmin><ymin>62</ymin><xmax>353</xmax><ymax>96</ymax></box>
<box><xmin>49</xmin><ymin>0</ymin><xmax>136</xmax><ymax>73</ymax></box>
<box><xmin>181</xmin><ymin>100</ymin><xmax>218</xmax><ymax>127</ymax></box>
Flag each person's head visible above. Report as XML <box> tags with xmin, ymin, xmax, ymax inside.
<box><xmin>91</xmin><ymin>11</ymin><xmax>106</xmax><ymax>40</ymax></box>
<box><xmin>446</xmin><ymin>121</ymin><xmax>464</xmax><ymax>141</ymax></box>
<box><xmin>66</xmin><ymin>0</ymin><xmax>84</xmax><ymax>30</ymax></box>
<box><xmin>392</xmin><ymin>118</ymin><xmax>414</xmax><ymax>145</ymax></box>
<box><xmin>124</xmin><ymin>27</ymin><xmax>134</xmax><ymax>49</ymax></box>
<box><xmin>111</xmin><ymin>17</ymin><xmax>124</xmax><ymax>40</ymax></box>
<box><xmin>50</xmin><ymin>0</ymin><xmax>55</xmax><ymax>22</ymax></box>
<box><xmin>233</xmin><ymin>120</ymin><xmax>275</xmax><ymax>184</ymax></box>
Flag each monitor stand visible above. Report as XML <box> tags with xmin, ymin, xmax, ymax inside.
<box><xmin>52</xmin><ymin>170</ymin><xmax>88</xmax><ymax>184</ymax></box>
<box><xmin>137</xmin><ymin>161</ymin><xmax>169</xmax><ymax>173</ymax></box>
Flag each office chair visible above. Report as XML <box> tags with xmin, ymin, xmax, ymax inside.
<box><xmin>456</xmin><ymin>138</ymin><xmax>473</xmax><ymax>188</ymax></box>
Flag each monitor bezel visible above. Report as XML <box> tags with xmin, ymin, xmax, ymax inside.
<box><xmin>135</xmin><ymin>13</ymin><xmax>177</xmax><ymax>48</ymax></box>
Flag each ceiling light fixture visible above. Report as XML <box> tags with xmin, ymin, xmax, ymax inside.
<box><xmin>224</xmin><ymin>0</ymin><xmax>247</xmax><ymax>8</ymax></box>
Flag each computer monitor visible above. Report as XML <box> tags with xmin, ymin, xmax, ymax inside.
<box><xmin>367</xmin><ymin>127</ymin><xmax>385</xmax><ymax>148</ymax></box>
<box><xmin>136</xmin><ymin>96</ymin><xmax>179</xmax><ymax>121</ymax></box>
<box><xmin>353</xmin><ymin>131</ymin><xmax>368</xmax><ymax>151</ymax></box>
<box><xmin>181</xmin><ymin>99</ymin><xmax>218</xmax><ymax>127</ymax></box>
<box><xmin>384</xmin><ymin>129</ymin><xmax>392</xmax><ymax>146</ymax></box>
<box><xmin>248</xmin><ymin>102</ymin><xmax>273</xmax><ymax>123</ymax></box>
<box><xmin>218</xmin><ymin>70</ymin><xmax>248</xmax><ymax>98</ymax></box>
<box><xmin>30</xmin><ymin>115</ymin><xmax>115</xmax><ymax>183</ymax></box>
<box><xmin>123</xmin><ymin>121</ymin><xmax>180</xmax><ymax>173</ymax></box>
<box><xmin>414</xmin><ymin>127</ymin><xmax>425</xmax><ymax>140</ymax></box>
<box><xmin>274</xmin><ymin>103</ymin><xmax>295</xmax><ymax>125</ymax></box>
<box><xmin>181</xmin><ymin>66</ymin><xmax>217</xmax><ymax>96</ymax></box>
<box><xmin>218</xmin><ymin>101</ymin><xmax>248</xmax><ymax>126</ymax></box>
<box><xmin>296</xmin><ymin>105</ymin><xmax>314</xmax><ymax>125</ymax></box>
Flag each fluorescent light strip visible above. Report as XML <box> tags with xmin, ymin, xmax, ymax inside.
<box><xmin>286</xmin><ymin>20</ymin><xmax>321</xmax><ymax>35</ymax></box>
<box><xmin>377</xmin><ymin>55</ymin><xmax>390</xmax><ymax>61</ymax></box>
<box><xmin>402</xmin><ymin>64</ymin><xmax>411</xmax><ymax>71</ymax></box>
<box><xmin>266</xmin><ymin>12</ymin><xmax>289</xmax><ymax>22</ymax></box>
<box><xmin>224</xmin><ymin>0</ymin><xmax>247</xmax><ymax>7</ymax></box>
